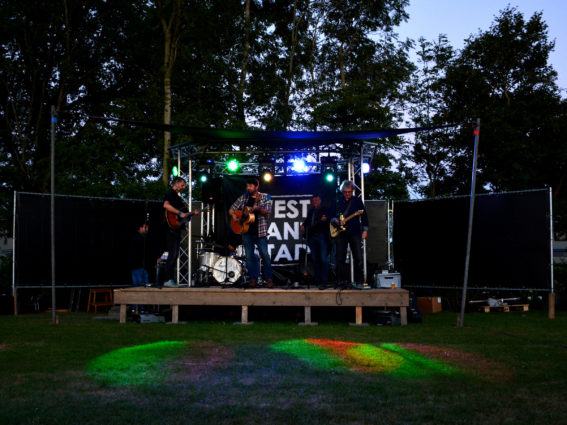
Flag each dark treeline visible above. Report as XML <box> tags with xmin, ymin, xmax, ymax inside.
<box><xmin>1</xmin><ymin>1</ymin><xmax>566</xmax><ymax>236</ymax></box>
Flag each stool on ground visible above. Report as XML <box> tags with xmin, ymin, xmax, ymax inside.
<box><xmin>87</xmin><ymin>289</ymin><xmax>114</xmax><ymax>313</ymax></box>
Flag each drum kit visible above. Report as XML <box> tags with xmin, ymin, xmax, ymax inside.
<box><xmin>195</xmin><ymin>239</ymin><xmax>246</xmax><ymax>286</ymax></box>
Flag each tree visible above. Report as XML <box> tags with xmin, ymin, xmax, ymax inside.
<box><xmin>439</xmin><ymin>7</ymin><xmax>567</xmax><ymax>233</ymax></box>
<box><xmin>402</xmin><ymin>35</ymin><xmax>469</xmax><ymax>198</ymax></box>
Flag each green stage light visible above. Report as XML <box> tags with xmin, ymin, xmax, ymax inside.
<box><xmin>227</xmin><ymin>159</ymin><xmax>239</xmax><ymax>172</ymax></box>
<box><xmin>325</xmin><ymin>172</ymin><xmax>335</xmax><ymax>183</ymax></box>
<box><xmin>172</xmin><ymin>165</ymin><xmax>179</xmax><ymax>177</ymax></box>
<box><xmin>199</xmin><ymin>174</ymin><xmax>208</xmax><ymax>183</ymax></box>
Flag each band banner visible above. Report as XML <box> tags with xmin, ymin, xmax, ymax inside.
<box><xmin>222</xmin><ymin>175</ymin><xmax>336</xmax><ymax>264</ymax></box>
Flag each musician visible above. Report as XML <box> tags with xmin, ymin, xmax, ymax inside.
<box><xmin>331</xmin><ymin>180</ymin><xmax>369</xmax><ymax>286</ymax></box>
<box><xmin>300</xmin><ymin>194</ymin><xmax>332</xmax><ymax>285</ymax></box>
<box><xmin>228</xmin><ymin>177</ymin><xmax>273</xmax><ymax>288</ymax></box>
<box><xmin>163</xmin><ymin>177</ymin><xmax>200</xmax><ymax>288</ymax></box>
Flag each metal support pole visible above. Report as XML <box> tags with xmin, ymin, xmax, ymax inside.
<box><xmin>360</xmin><ymin>145</ymin><xmax>367</xmax><ymax>283</ymax></box>
<box><xmin>347</xmin><ymin>157</ymin><xmax>354</xmax><ymax>283</ymax></box>
<box><xmin>188</xmin><ymin>158</ymin><xmax>193</xmax><ymax>286</ymax></box>
<box><xmin>50</xmin><ymin>106</ymin><xmax>57</xmax><ymax>324</ymax></box>
<box><xmin>459</xmin><ymin>119</ymin><xmax>480</xmax><ymax>328</ymax></box>
<box><xmin>12</xmin><ymin>191</ymin><xmax>17</xmax><ymax>315</ymax></box>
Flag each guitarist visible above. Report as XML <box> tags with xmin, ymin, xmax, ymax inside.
<box><xmin>331</xmin><ymin>180</ymin><xmax>368</xmax><ymax>287</ymax></box>
<box><xmin>300</xmin><ymin>194</ymin><xmax>333</xmax><ymax>285</ymax></box>
<box><xmin>162</xmin><ymin>177</ymin><xmax>200</xmax><ymax>288</ymax></box>
<box><xmin>228</xmin><ymin>177</ymin><xmax>273</xmax><ymax>288</ymax></box>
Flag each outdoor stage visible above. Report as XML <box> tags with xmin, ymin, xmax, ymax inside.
<box><xmin>114</xmin><ymin>287</ymin><xmax>409</xmax><ymax>326</ymax></box>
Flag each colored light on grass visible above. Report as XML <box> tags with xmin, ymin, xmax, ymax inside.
<box><xmin>87</xmin><ymin>341</ymin><xmax>188</xmax><ymax>386</ymax></box>
<box><xmin>270</xmin><ymin>339</ymin><xmax>458</xmax><ymax>377</ymax></box>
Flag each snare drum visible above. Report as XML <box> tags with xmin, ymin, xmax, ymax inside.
<box><xmin>199</xmin><ymin>251</ymin><xmax>220</xmax><ymax>272</ymax></box>
<box><xmin>212</xmin><ymin>256</ymin><xmax>242</xmax><ymax>284</ymax></box>
<box><xmin>234</xmin><ymin>245</ymin><xmax>246</xmax><ymax>258</ymax></box>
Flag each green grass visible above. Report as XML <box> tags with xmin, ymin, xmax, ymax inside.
<box><xmin>1</xmin><ymin>310</ymin><xmax>566</xmax><ymax>424</ymax></box>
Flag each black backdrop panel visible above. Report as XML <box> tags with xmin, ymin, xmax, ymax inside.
<box><xmin>365</xmin><ymin>200</ymin><xmax>389</xmax><ymax>270</ymax></box>
<box><xmin>15</xmin><ymin>193</ymin><xmax>167</xmax><ymax>287</ymax></box>
<box><xmin>393</xmin><ymin>190</ymin><xmax>551</xmax><ymax>290</ymax></box>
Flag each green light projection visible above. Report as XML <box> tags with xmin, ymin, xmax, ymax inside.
<box><xmin>270</xmin><ymin>339</ymin><xmax>458</xmax><ymax>377</ymax></box>
<box><xmin>87</xmin><ymin>341</ymin><xmax>188</xmax><ymax>386</ymax></box>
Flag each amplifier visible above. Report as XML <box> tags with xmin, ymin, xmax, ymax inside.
<box><xmin>374</xmin><ymin>272</ymin><xmax>401</xmax><ymax>288</ymax></box>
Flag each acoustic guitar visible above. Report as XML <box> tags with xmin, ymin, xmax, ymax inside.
<box><xmin>330</xmin><ymin>210</ymin><xmax>364</xmax><ymax>238</ymax></box>
<box><xmin>164</xmin><ymin>209</ymin><xmax>200</xmax><ymax>229</ymax></box>
<box><xmin>231</xmin><ymin>207</ymin><xmax>256</xmax><ymax>235</ymax></box>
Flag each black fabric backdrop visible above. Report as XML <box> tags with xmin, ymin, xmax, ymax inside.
<box><xmin>14</xmin><ymin>193</ymin><xmax>167</xmax><ymax>287</ymax></box>
<box><xmin>392</xmin><ymin>189</ymin><xmax>552</xmax><ymax>290</ymax></box>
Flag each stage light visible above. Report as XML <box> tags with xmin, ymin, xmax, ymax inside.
<box><xmin>172</xmin><ymin>165</ymin><xmax>179</xmax><ymax>177</ymax></box>
<box><xmin>226</xmin><ymin>159</ymin><xmax>239</xmax><ymax>172</ymax></box>
<box><xmin>292</xmin><ymin>158</ymin><xmax>306</xmax><ymax>173</ymax></box>
<box><xmin>321</xmin><ymin>156</ymin><xmax>337</xmax><ymax>183</ymax></box>
<box><xmin>259</xmin><ymin>156</ymin><xmax>276</xmax><ymax>183</ymax></box>
<box><xmin>199</xmin><ymin>174</ymin><xmax>208</xmax><ymax>183</ymax></box>
<box><xmin>362</xmin><ymin>162</ymin><xmax>371</xmax><ymax>174</ymax></box>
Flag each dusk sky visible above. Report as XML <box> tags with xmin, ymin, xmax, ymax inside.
<box><xmin>396</xmin><ymin>0</ymin><xmax>567</xmax><ymax>96</ymax></box>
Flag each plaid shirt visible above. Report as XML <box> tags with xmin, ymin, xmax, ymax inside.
<box><xmin>230</xmin><ymin>192</ymin><xmax>272</xmax><ymax>238</ymax></box>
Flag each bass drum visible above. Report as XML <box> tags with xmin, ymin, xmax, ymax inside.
<box><xmin>212</xmin><ymin>256</ymin><xmax>242</xmax><ymax>284</ymax></box>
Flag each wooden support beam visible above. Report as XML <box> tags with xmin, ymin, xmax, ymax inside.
<box><xmin>549</xmin><ymin>293</ymin><xmax>555</xmax><ymax>319</ymax></box>
<box><xmin>172</xmin><ymin>305</ymin><xmax>179</xmax><ymax>323</ymax></box>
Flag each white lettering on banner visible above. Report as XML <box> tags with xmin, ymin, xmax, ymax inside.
<box><xmin>299</xmin><ymin>199</ymin><xmax>311</xmax><ymax>217</ymax></box>
<box><xmin>283</xmin><ymin>222</ymin><xmax>300</xmax><ymax>240</ymax></box>
<box><xmin>266</xmin><ymin>196</ymin><xmax>315</xmax><ymax>263</ymax></box>
<box><xmin>272</xmin><ymin>199</ymin><xmax>312</xmax><ymax>219</ymax></box>
<box><xmin>274</xmin><ymin>200</ymin><xmax>287</xmax><ymax>218</ymax></box>
<box><xmin>268</xmin><ymin>244</ymin><xmax>308</xmax><ymax>261</ymax></box>
<box><xmin>274</xmin><ymin>244</ymin><xmax>293</xmax><ymax>262</ymax></box>
<box><xmin>287</xmin><ymin>200</ymin><xmax>299</xmax><ymax>218</ymax></box>
<box><xmin>268</xmin><ymin>222</ymin><xmax>282</xmax><ymax>240</ymax></box>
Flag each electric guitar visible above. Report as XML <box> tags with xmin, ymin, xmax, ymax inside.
<box><xmin>330</xmin><ymin>210</ymin><xmax>364</xmax><ymax>238</ymax></box>
<box><xmin>164</xmin><ymin>209</ymin><xmax>201</xmax><ymax>229</ymax></box>
<box><xmin>231</xmin><ymin>207</ymin><xmax>256</xmax><ymax>235</ymax></box>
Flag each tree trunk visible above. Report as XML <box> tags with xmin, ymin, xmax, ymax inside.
<box><xmin>159</xmin><ymin>0</ymin><xmax>183</xmax><ymax>187</ymax></box>
<box><xmin>237</xmin><ymin>0</ymin><xmax>251</xmax><ymax>124</ymax></box>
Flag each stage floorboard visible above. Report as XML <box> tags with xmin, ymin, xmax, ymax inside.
<box><xmin>114</xmin><ymin>287</ymin><xmax>409</xmax><ymax>325</ymax></box>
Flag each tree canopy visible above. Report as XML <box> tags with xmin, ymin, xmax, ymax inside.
<box><xmin>1</xmin><ymin>2</ymin><xmax>566</xmax><ymax>236</ymax></box>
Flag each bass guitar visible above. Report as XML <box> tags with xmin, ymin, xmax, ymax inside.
<box><xmin>231</xmin><ymin>207</ymin><xmax>256</xmax><ymax>235</ymax></box>
<box><xmin>330</xmin><ymin>210</ymin><xmax>364</xmax><ymax>238</ymax></box>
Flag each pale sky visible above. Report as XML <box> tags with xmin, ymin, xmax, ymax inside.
<box><xmin>396</xmin><ymin>0</ymin><xmax>567</xmax><ymax>96</ymax></box>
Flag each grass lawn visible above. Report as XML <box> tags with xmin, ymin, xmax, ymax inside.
<box><xmin>0</xmin><ymin>309</ymin><xmax>566</xmax><ymax>425</ymax></box>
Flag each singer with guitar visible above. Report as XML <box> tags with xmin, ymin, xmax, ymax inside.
<box><xmin>300</xmin><ymin>194</ymin><xmax>333</xmax><ymax>285</ymax></box>
<box><xmin>163</xmin><ymin>177</ymin><xmax>200</xmax><ymax>288</ymax></box>
<box><xmin>228</xmin><ymin>177</ymin><xmax>273</xmax><ymax>288</ymax></box>
<box><xmin>331</xmin><ymin>180</ymin><xmax>369</xmax><ymax>287</ymax></box>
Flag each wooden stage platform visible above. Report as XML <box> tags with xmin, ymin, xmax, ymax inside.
<box><xmin>114</xmin><ymin>287</ymin><xmax>409</xmax><ymax>326</ymax></box>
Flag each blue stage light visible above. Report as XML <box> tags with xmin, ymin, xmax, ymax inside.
<box><xmin>292</xmin><ymin>159</ymin><xmax>306</xmax><ymax>172</ymax></box>
<box><xmin>362</xmin><ymin>162</ymin><xmax>371</xmax><ymax>174</ymax></box>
